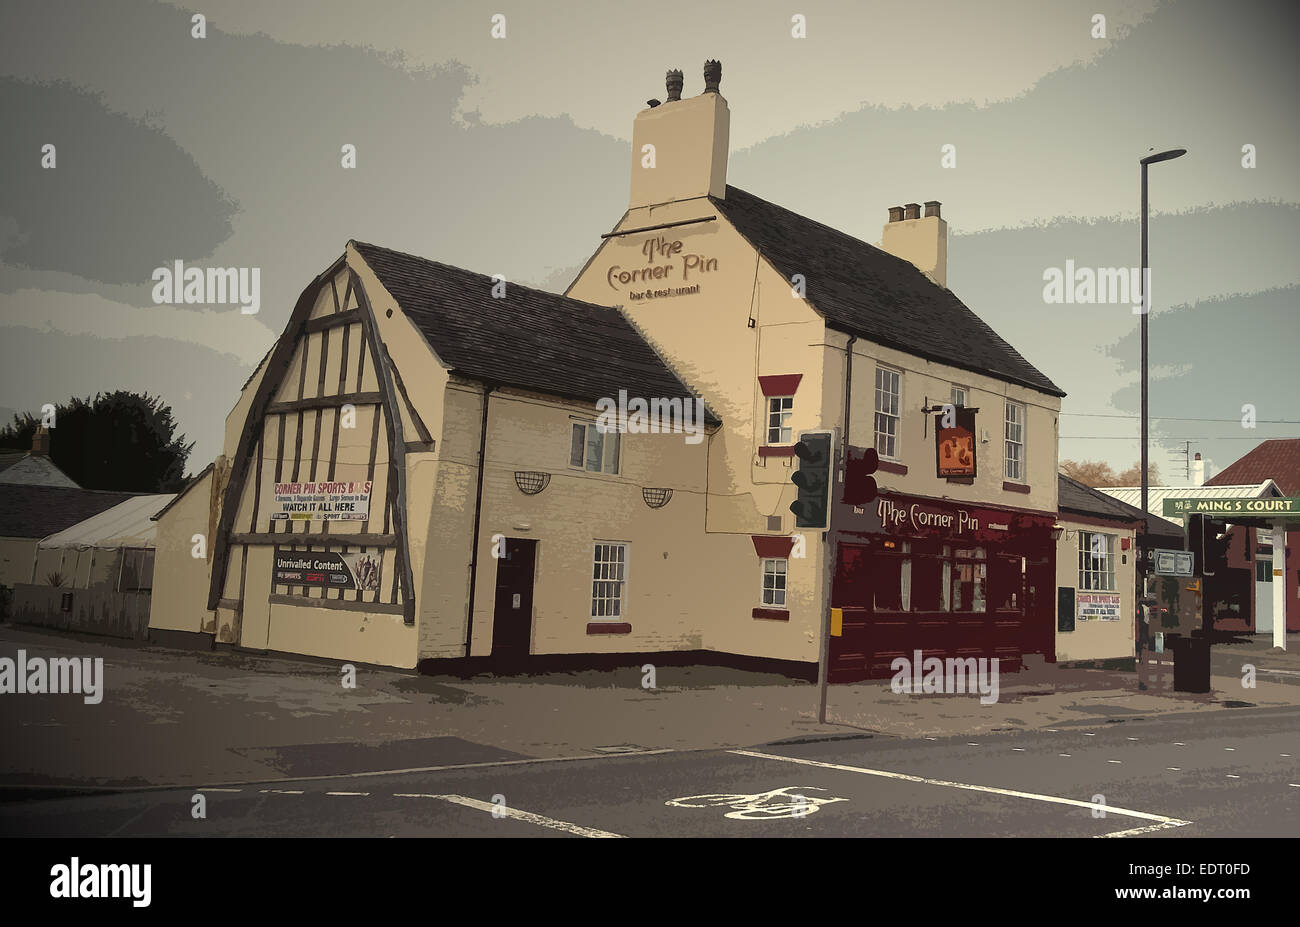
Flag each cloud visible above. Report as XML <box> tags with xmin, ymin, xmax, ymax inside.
<box><xmin>0</xmin><ymin>76</ymin><xmax>236</xmax><ymax>283</ymax></box>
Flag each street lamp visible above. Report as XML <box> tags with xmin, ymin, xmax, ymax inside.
<box><xmin>1139</xmin><ymin>148</ymin><xmax>1186</xmax><ymax>544</ymax></box>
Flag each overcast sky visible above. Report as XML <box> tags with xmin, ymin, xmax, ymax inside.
<box><xmin>1</xmin><ymin>0</ymin><xmax>1296</xmax><ymax>480</ymax></box>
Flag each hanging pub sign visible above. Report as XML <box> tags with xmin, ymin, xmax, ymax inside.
<box><xmin>273</xmin><ymin>547</ymin><xmax>383</xmax><ymax>592</ymax></box>
<box><xmin>934</xmin><ymin>406</ymin><xmax>977</xmax><ymax>479</ymax></box>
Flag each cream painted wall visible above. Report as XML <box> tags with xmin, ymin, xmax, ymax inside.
<box><xmin>425</xmin><ymin>382</ymin><xmax>823</xmax><ymax>665</ymax></box>
<box><xmin>835</xmin><ymin>332</ymin><xmax>1061</xmax><ymax>515</ymax></box>
<box><xmin>149</xmin><ymin>470</ymin><xmax>215</xmax><ymax>634</ymax></box>
<box><xmin>1054</xmin><ymin>516</ymin><xmax>1137</xmax><ymax>662</ymax></box>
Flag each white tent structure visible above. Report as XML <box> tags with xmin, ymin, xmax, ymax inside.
<box><xmin>33</xmin><ymin>494</ymin><xmax>174</xmax><ymax>592</ymax></box>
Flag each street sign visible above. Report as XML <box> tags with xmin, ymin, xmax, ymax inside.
<box><xmin>1153</xmin><ymin>548</ymin><xmax>1193</xmax><ymax>577</ymax></box>
<box><xmin>1162</xmin><ymin>496</ymin><xmax>1300</xmax><ymax>518</ymax></box>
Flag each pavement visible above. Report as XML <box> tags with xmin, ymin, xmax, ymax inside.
<box><xmin>3</xmin><ymin>623</ymin><xmax>1299</xmax><ymax>792</ymax></box>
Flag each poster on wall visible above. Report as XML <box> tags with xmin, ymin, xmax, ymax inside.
<box><xmin>1076</xmin><ymin>592</ymin><xmax>1122</xmax><ymax>621</ymax></box>
<box><xmin>272</xmin><ymin>547</ymin><xmax>383</xmax><ymax>592</ymax></box>
<box><xmin>271</xmin><ymin>479</ymin><xmax>371</xmax><ymax>522</ymax></box>
<box><xmin>934</xmin><ymin>407</ymin><xmax>977</xmax><ymax>479</ymax></box>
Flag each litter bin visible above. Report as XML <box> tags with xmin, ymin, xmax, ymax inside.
<box><xmin>1171</xmin><ymin>633</ymin><xmax>1211</xmax><ymax>693</ymax></box>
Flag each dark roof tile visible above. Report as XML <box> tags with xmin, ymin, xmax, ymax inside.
<box><xmin>352</xmin><ymin>241</ymin><xmax>719</xmax><ymax>425</ymax></box>
<box><xmin>0</xmin><ymin>486</ymin><xmax>138</xmax><ymax>539</ymax></box>
<box><xmin>711</xmin><ymin>186</ymin><xmax>1065</xmax><ymax>397</ymax></box>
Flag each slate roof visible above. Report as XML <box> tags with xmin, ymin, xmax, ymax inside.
<box><xmin>0</xmin><ymin>486</ymin><xmax>137</xmax><ymax>539</ymax></box>
<box><xmin>1205</xmin><ymin>438</ymin><xmax>1300</xmax><ymax>496</ymax></box>
<box><xmin>352</xmin><ymin>241</ymin><xmax>719</xmax><ymax>425</ymax></box>
<box><xmin>1057</xmin><ymin>472</ymin><xmax>1178</xmax><ymax>537</ymax></box>
<box><xmin>710</xmin><ymin>186</ymin><xmax>1065</xmax><ymax>398</ymax></box>
<box><xmin>0</xmin><ymin>453</ymin><xmax>80</xmax><ymax>488</ymax></box>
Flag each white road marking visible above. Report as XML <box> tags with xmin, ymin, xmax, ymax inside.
<box><xmin>326</xmin><ymin>791</ymin><xmax>370</xmax><ymax>796</ymax></box>
<box><xmin>967</xmin><ymin>742</ymin><xmax>980</xmax><ymax>746</ymax></box>
<box><xmin>395</xmin><ymin>793</ymin><xmax>623</xmax><ymax>838</ymax></box>
<box><xmin>191</xmin><ymin>748</ymin><xmax>677</xmax><ymax>791</ymax></box>
<box><xmin>1127</xmin><ymin>737</ymin><xmax>1139</xmax><ymax>741</ymax></box>
<box><xmin>1289</xmin><ymin>784</ymin><xmax>1300</xmax><ymax>788</ymax></box>
<box><xmin>1098</xmin><ymin>820</ymin><xmax>1190</xmax><ymax>838</ymax></box>
<box><xmin>1167</xmin><ymin>767</ymin><xmax>1181</xmax><ymax>771</ymax></box>
<box><xmin>731</xmin><ymin>750</ymin><xmax>1191</xmax><ymax>828</ymax></box>
<box><xmin>1108</xmin><ymin>760</ymin><xmax>1122</xmax><ymax>764</ymax></box>
<box><xmin>1225</xmin><ymin>747</ymin><xmax>1236</xmax><ymax>752</ymax></box>
<box><xmin>1226</xmin><ymin>775</ymin><xmax>1240</xmax><ymax>779</ymax></box>
<box><xmin>259</xmin><ymin>789</ymin><xmax>304</xmax><ymax>794</ymax></box>
<box><xmin>1282</xmin><ymin>754</ymin><xmax>1292</xmax><ymax>758</ymax></box>
<box><xmin>198</xmin><ymin>788</ymin><xmax>243</xmax><ymax>793</ymax></box>
<box><xmin>1174</xmin><ymin>742</ymin><xmax>1186</xmax><ymax>746</ymax></box>
<box><xmin>1083</xmin><ymin>732</ymin><xmax>1095</xmax><ymax>737</ymax></box>
<box><xmin>1059</xmin><ymin>753</ymin><xmax>1072</xmax><ymax>757</ymax></box>
<box><xmin>1012</xmin><ymin>748</ymin><xmax>1026</xmax><ymax>752</ymax></box>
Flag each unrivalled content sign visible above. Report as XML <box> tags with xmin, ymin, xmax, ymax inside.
<box><xmin>272</xmin><ymin>547</ymin><xmax>382</xmax><ymax>592</ymax></box>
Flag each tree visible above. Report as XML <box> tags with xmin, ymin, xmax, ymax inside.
<box><xmin>0</xmin><ymin>391</ymin><xmax>193</xmax><ymax>492</ymax></box>
<box><xmin>1060</xmin><ymin>458</ymin><xmax>1161</xmax><ymax>488</ymax></box>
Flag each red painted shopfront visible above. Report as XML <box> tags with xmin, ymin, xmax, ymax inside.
<box><xmin>829</xmin><ymin>491</ymin><xmax>1057</xmax><ymax>682</ymax></box>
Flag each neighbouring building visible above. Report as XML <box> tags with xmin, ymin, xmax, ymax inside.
<box><xmin>1101</xmin><ymin>478</ymin><xmax>1287</xmax><ymax>635</ymax></box>
<box><xmin>11</xmin><ymin>493</ymin><xmax>172</xmax><ymax>639</ymax></box>
<box><xmin>1204</xmin><ymin>439</ymin><xmax>1300</xmax><ymax>634</ymax></box>
<box><xmin>1054</xmin><ymin>474</ymin><xmax>1146</xmax><ymax>663</ymax></box>
<box><xmin>150</xmin><ymin>62</ymin><xmax>1066</xmax><ymax>680</ymax></box>
<box><xmin>0</xmin><ymin>427</ymin><xmax>78</xmax><ymax>488</ymax></box>
<box><xmin>0</xmin><ymin>485</ymin><xmax>135</xmax><ymax>598</ymax></box>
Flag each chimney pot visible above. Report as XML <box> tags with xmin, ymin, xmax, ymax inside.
<box><xmin>703</xmin><ymin>59</ymin><xmax>722</xmax><ymax>93</ymax></box>
<box><xmin>903</xmin><ymin>203</ymin><xmax>921</xmax><ymax>220</ymax></box>
<box><xmin>1194</xmin><ymin>453</ymin><xmax>1201</xmax><ymax>460</ymax></box>
<box><xmin>665</xmin><ymin>69</ymin><xmax>683</xmax><ymax>102</ymax></box>
<box><xmin>924</xmin><ymin>200</ymin><xmax>942</xmax><ymax>219</ymax></box>
<box><xmin>888</xmin><ymin>206</ymin><xmax>905</xmax><ymax>223</ymax></box>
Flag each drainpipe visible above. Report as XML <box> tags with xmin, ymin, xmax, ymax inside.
<box><xmin>463</xmin><ymin>382</ymin><xmax>495</xmax><ymax>658</ymax></box>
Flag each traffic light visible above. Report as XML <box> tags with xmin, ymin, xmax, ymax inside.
<box><xmin>1188</xmin><ymin>514</ymin><xmax>1231</xmax><ymax>575</ymax></box>
<box><xmin>843</xmin><ymin>446</ymin><xmax>880</xmax><ymax>505</ymax></box>
<box><xmin>789</xmin><ymin>432</ymin><xmax>832</xmax><ymax>529</ymax></box>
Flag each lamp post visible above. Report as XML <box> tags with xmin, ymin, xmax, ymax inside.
<box><xmin>1138</xmin><ymin>148</ymin><xmax>1186</xmax><ymax>542</ymax></box>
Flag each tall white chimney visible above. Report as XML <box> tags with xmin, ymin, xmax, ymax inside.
<box><xmin>629</xmin><ymin>61</ymin><xmax>730</xmax><ymax>209</ymax></box>
<box><xmin>1191</xmin><ymin>452</ymin><xmax>1205</xmax><ymax>486</ymax></box>
<box><xmin>881</xmin><ymin>200</ymin><xmax>948</xmax><ymax>288</ymax></box>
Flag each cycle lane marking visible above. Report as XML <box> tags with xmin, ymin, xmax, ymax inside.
<box><xmin>729</xmin><ymin>749</ymin><xmax>1192</xmax><ymax>830</ymax></box>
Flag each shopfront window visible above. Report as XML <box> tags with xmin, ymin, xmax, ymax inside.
<box><xmin>870</xmin><ymin>540</ymin><xmax>999</xmax><ymax>614</ymax></box>
<box><xmin>951</xmin><ymin>547</ymin><xmax>987</xmax><ymax>613</ymax></box>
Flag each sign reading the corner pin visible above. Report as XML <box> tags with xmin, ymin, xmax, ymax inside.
<box><xmin>606</xmin><ymin>235</ymin><xmax>719</xmax><ymax>301</ymax></box>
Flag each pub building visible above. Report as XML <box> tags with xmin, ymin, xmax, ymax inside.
<box><xmin>150</xmin><ymin>61</ymin><xmax>1070</xmax><ymax>681</ymax></box>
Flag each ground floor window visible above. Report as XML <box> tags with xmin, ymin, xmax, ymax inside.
<box><xmin>761</xmin><ymin>558</ymin><xmax>788</xmax><ymax>607</ymax></box>
<box><xmin>591</xmin><ymin>542</ymin><xmax>628</xmax><ymax>619</ymax></box>
<box><xmin>1078</xmin><ymin>531</ymin><xmax>1116</xmax><ymax>590</ymax></box>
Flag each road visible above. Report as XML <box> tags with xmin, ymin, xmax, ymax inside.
<box><xmin>2</xmin><ymin>705</ymin><xmax>1297</xmax><ymax>837</ymax></box>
